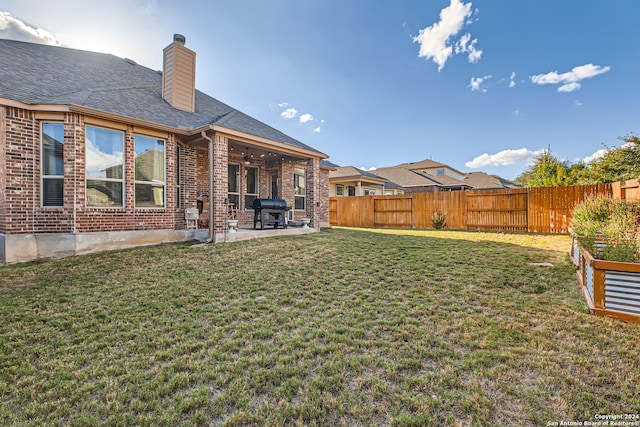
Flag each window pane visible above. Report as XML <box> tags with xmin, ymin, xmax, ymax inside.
<box><xmin>294</xmin><ymin>167</ymin><xmax>306</xmax><ymax>195</ymax></box>
<box><xmin>43</xmin><ymin>178</ymin><xmax>64</xmax><ymax>207</ymax></box>
<box><xmin>245</xmin><ymin>166</ymin><xmax>258</xmax><ymax>194</ymax></box>
<box><xmin>135</xmin><ymin>136</ymin><xmax>165</xmax><ymax>182</ymax></box>
<box><xmin>295</xmin><ymin>196</ymin><xmax>305</xmax><ymax>210</ymax></box>
<box><xmin>86</xmin><ymin>180</ymin><xmax>123</xmax><ymax>207</ymax></box>
<box><xmin>42</xmin><ymin>123</ymin><xmax>64</xmax><ymax>176</ymax></box>
<box><xmin>228</xmin><ymin>164</ymin><xmax>239</xmax><ymax>192</ymax></box>
<box><xmin>86</xmin><ymin>126</ymin><xmax>124</xmax><ymax>179</ymax></box>
<box><xmin>245</xmin><ymin>195</ymin><xmax>257</xmax><ymax>209</ymax></box>
<box><xmin>135</xmin><ymin>183</ymin><xmax>165</xmax><ymax>208</ymax></box>
<box><xmin>228</xmin><ymin>194</ymin><xmax>240</xmax><ymax>208</ymax></box>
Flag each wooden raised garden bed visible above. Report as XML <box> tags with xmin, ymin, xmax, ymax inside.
<box><xmin>570</xmin><ymin>236</ymin><xmax>640</xmax><ymax>322</ymax></box>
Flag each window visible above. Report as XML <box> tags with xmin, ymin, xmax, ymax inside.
<box><xmin>41</xmin><ymin>122</ymin><xmax>64</xmax><ymax>207</ymax></box>
<box><xmin>244</xmin><ymin>166</ymin><xmax>258</xmax><ymax>208</ymax></box>
<box><xmin>135</xmin><ymin>135</ymin><xmax>165</xmax><ymax>208</ymax></box>
<box><xmin>335</xmin><ymin>184</ymin><xmax>344</xmax><ymax>196</ymax></box>
<box><xmin>294</xmin><ymin>167</ymin><xmax>306</xmax><ymax>209</ymax></box>
<box><xmin>228</xmin><ymin>163</ymin><xmax>240</xmax><ymax>208</ymax></box>
<box><xmin>436</xmin><ymin>168</ymin><xmax>444</xmax><ymax>176</ymax></box>
<box><xmin>348</xmin><ymin>186</ymin><xmax>356</xmax><ymax>196</ymax></box>
<box><xmin>364</xmin><ymin>188</ymin><xmax>376</xmax><ymax>196</ymax></box>
<box><xmin>86</xmin><ymin>125</ymin><xmax>124</xmax><ymax>207</ymax></box>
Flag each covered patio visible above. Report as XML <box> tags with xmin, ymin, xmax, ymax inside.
<box><xmin>182</xmin><ymin>126</ymin><xmax>329</xmax><ymax>243</ymax></box>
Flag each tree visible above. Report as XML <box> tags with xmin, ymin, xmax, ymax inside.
<box><xmin>515</xmin><ymin>149</ymin><xmax>575</xmax><ymax>187</ymax></box>
<box><xmin>587</xmin><ymin>135</ymin><xmax>640</xmax><ymax>184</ymax></box>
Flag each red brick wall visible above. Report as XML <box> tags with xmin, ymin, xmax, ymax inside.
<box><xmin>0</xmin><ymin>107</ymin><xmax>6</xmax><ymax>233</ymax></box>
<box><xmin>1</xmin><ymin>105</ymin><xmax>328</xmax><ymax>236</ymax></box>
<box><xmin>196</xmin><ymin>147</ymin><xmax>208</xmax><ymax>198</ymax></box>
<box><xmin>319</xmin><ymin>167</ymin><xmax>330</xmax><ymax>226</ymax></box>
<box><xmin>174</xmin><ymin>141</ymin><xmax>198</xmax><ymax>229</ymax></box>
<box><xmin>3</xmin><ymin>107</ymin><xmax>37</xmax><ymax>234</ymax></box>
<box><xmin>306</xmin><ymin>158</ymin><xmax>320</xmax><ymax>227</ymax></box>
<box><xmin>1</xmin><ymin>107</ymin><xmax>181</xmax><ymax>235</ymax></box>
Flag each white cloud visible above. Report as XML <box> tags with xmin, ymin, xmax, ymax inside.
<box><xmin>530</xmin><ymin>63</ymin><xmax>611</xmax><ymax>92</ymax></box>
<box><xmin>280</xmin><ymin>108</ymin><xmax>298</xmax><ymax>119</ymax></box>
<box><xmin>465</xmin><ymin>148</ymin><xmax>544</xmax><ymax>168</ymax></box>
<box><xmin>558</xmin><ymin>82</ymin><xmax>581</xmax><ymax>93</ymax></box>
<box><xmin>574</xmin><ymin>100</ymin><xmax>583</xmax><ymax>106</ymax></box>
<box><xmin>0</xmin><ymin>11</ymin><xmax>60</xmax><ymax>45</ymax></box>
<box><xmin>582</xmin><ymin>148</ymin><xmax>607</xmax><ymax>164</ymax></box>
<box><xmin>454</xmin><ymin>32</ymin><xmax>482</xmax><ymax>64</ymax></box>
<box><xmin>469</xmin><ymin>75</ymin><xmax>491</xmax><ymax>92</ymax></box>
<box><xmin>512</xmin><ymin>110</ymin><xmax>520</xmax><ymax>117</ymax></box>
<box><xmin>358</xmin><ymin>166</ymin><xmax>377</xmax><ymax>171</ymax></box>
<box><xmin>278</xmin><ymin>104</ymin><xmax>324</xmax><ymax>131</ymax></box>
<box><xmin>412</xmin><ymin>0</ymin><xmax>480</xmax><ymax>71</ymax></box>
<box><xmin>509</xmin><ymin>71</ymin><xmax>516</xmax><ymax>88</ymax></box>
<box><xmin>299</xmin><ymin>113</ymin><xmax>314</xmax><ymax>123</ymax></box>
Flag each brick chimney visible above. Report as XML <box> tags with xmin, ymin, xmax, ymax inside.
<box><xmin>162</xmin><ymin>34</ymin><xmax>196</xmax><ymax>112</ymax></box>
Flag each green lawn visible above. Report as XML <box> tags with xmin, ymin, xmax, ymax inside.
<box><xmin>1</xmin><ymin>228</ymin><xmax>638</xmax><ymax>426</ymax></box>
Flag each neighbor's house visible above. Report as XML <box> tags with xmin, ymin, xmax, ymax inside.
<box><xmin>0</xmin><ymin>35</ymin><xmax>330</xmax><ymax>264</ymax></box>
<box><xmin>463</xmin><ymin>171</ymin><xmax>520</xmax><ymax>190</ymax></box>
<box><xmin>328</xmin><ymin>165</ymin><xmax>404</xmax><ymax>196</ymax></box>
<box><xmin>371</xmin><ymin>158</ymin><xmax>518</xmax><ymax>193</ymax></box>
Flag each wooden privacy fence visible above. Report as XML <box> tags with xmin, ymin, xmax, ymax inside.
<box><xmin>329</xmin><ymin>184</ymin><xmax>613</xmax><ymax>234</ymax></box>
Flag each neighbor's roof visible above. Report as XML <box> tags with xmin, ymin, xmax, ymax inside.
<box><xmin>329</xmin><ymin>166</ymin><xmax>387</xmax><ymax>183</ymax></box>
<box><xmin>394</xmin><ymin>158</ymin><xmax>466</xmax><ymax>175</ymax></box>
<box><xmin>0</xmin><ymin>38</ymin><xmax>324</xmax><ymax>156</ymax></box>
<box><xmin>372</xmin><ymin>167</ymin><xmax>441</xmax><ymax>188</ymax></box>
<box><xmin>464</xmin><ymin>172</ymin><xmax>521</xmax><ymax>189</ymax></box>
<box><xmin>421</xmin><ymin>173</ymin><xmax>470</xmax><ymax>189</ymax></box>
<box><xmin>321</xmin><ymin>160</ymin><xmax>340</xmax><ymax>169</ymax></box>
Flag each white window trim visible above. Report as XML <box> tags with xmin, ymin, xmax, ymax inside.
<box><xmin>244</xmin><ymin>165</ymin><xmax>259</xmax><ymax>210</ymax></box>
<box><xmin>294</xmin><ymin>166</ymin><xmax>306</xmax><ymax>210</ymax></box>
<box><xmin>228</xmin><ymin>162</ymin><xmax>240</xmax><ymax>208</ymax></box>
<box><xmin>41</xmin><ymin>122</ymin><xmax>65</xmax><ymax>208</ymax></box>
<box><xmin>85</xmin><ymin>125</ymin><xmax>126</xmax><ymax>208</ymax></box>
<box><xmin>134</xmin><ymin>134</ymin><xmax>166</xmax><ymax>209</ymax></box>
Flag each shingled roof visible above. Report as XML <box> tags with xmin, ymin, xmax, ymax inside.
<box><xmin>329</xmin><ymin>166</ymin><xmax>387</xmax><ymax>182</ymax></box>
<box><xmin>0</xmin><ymin>38</ymin><xmax>323</xmax><ymax>155</ymax></box>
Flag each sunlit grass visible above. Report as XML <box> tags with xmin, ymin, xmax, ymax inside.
<box><xmin>1</xmin><ymin>228</ymin><xmax>638</xmax><ymax>426</ymax></box>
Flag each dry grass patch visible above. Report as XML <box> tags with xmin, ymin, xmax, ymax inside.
<box><xmin>0</xmin><ymin>228</ymin><xmax>638</xmax><ymax>426</ymax></box>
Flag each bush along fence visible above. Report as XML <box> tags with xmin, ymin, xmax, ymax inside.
<box><xmin>329</xmin><ymin>184</ymin><xmax>613</xmax><ymax>234</ymax></box>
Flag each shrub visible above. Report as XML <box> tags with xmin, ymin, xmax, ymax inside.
<box><xmin>571</xmin><ymin>198</ymin><xmax>640</xmax><ymax>262</ymax></box>
<box><xmin>431</xmin><ymin>211</ymin><xmax>447</xmax><ymax>230</ymax></box>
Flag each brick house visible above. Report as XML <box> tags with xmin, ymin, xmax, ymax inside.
<box><xmin>0</xmin><ymin>35</ymin><xmax>330</xmax><ymax>264</ymax></box>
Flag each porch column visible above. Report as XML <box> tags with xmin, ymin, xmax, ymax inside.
<box><xmin>204</xmin><ymin>131</ymin><xmax>228</xmax><ymax>242</ymax></box>
<box><xmin>306</xmin><ymin>157</ymin><xmax>321</xmax><ymax>229</ymax></box>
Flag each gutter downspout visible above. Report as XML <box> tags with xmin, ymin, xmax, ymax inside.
<box><xmin>201</xmin><ymin>130</ymin><xmax>216</xmax><ymax>243</ymax></box>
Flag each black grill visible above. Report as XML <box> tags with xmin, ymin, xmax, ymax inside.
<box><xmin>252</xmin><ymin>198</ymin><xmax>289</xmax><ymax>229</ymax></box>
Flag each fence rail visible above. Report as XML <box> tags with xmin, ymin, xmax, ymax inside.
<box><xmin>329</xmin><ymin>184</ymin><xmax>613</xmax><ymax>234</ymax></box>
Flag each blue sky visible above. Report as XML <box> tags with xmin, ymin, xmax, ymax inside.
<box><xmin>2</xmin><ymin>0</ymin><xmax>638</xmax><ymax>179</ymax></box>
